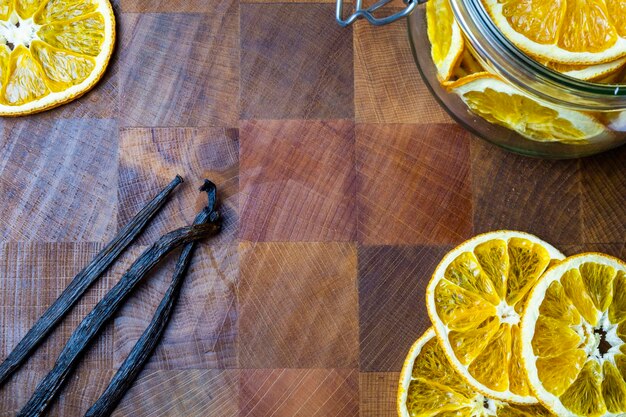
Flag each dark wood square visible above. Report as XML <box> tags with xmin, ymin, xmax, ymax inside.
<box><xmin>119</xmin><ymin>11</ymin><xmax>239</xmax><ymax>127</ymax></box>
<box><xmin>560</xmin><ymin>243</ymin><xmax>626</xmax><ymax>259</ymax></box>
<box><xmin>118</xmin><ymin>127</ymin><xmax>239</xmax><ymax>245</ymax></box>
<box><xmin>239</xmin><ymin>242</ymin><xmax>358</xmax><ymax>368</ymax></box>
<box><xmin>239</xmin><ymin>120</ymin><xmax>356</xmax><ymax>242</ymax></box>
<box><xmin>239</xmin><ymin>369</ymin><xmax>359</xmax><ymax>416</ymax></box>
<box><xmin>0</xmin><ymin>118</ymin><xmax>118</xmax><ymax>241</ymax></box>
<box><xmin>358</xmin><ymin>245</ymin><xmax>449</xmax><ymax>372</ymax></box>
<box><xmin>356</xmin><ymin>123</ymin><xmax>472</xmax><ymax>245</ymax></box>
<box><xmin>359</xmin><ymin>372</ymin><xmax>400</xmax><ymax>417</ymax></box>
<box><xmin>470</xmin><ymin>140</ymin><xmax>583</xmax><ymax>245</ymax></box>
<box><xmin>240</xmin><ymin>3</ymin><xmax>354</xmax><ymax>120</ymax></box>
<box><xmin>581</xmin><ymin>146</ymin><xmax>626</xmax><ymax>244</ymax></box>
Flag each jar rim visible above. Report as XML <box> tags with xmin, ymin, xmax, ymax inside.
<box><xmin>449</xmin><ymin>0</ymin><xmax>626</xmax><ymax>110</ymax></box>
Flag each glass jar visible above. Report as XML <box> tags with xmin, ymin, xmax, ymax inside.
<box><xmin>337</xmin><ymin>0</ymin><xmax>626</xmax><ymax>158</ymax></box>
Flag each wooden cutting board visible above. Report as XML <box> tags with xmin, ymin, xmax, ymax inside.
<box><xmin>0</xmin><ymin>0</ymin><xmax>624</xmax><ymax>415</ymax></box>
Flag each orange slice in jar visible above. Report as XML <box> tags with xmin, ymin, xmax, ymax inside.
<box><xmin>482</xmin><ymin>0</ymin><xmax>626</xmax><ymax>65</ymax></box>
<box><xmin>543</xmin><ymin>57</ymin><xmax>626</xmax><ymax>82</ymax></box>
<box><xmin>452</xmin><ymin>48</ymin><xmax>485</xmax><ymax>80</ymax></box>
<box><xmin>426</xmin><ymin>0</ymin><xmax>464</xmax><ymax>81</ymax></box>
<box><xmin>0</xmin><ymin>0</ymin><xmax>115</xmax><ymax>116</ymax></box>
<box><xmin>447</xmin><ymin>72</ymin><xmax>606</xmax><ymax>143</ymax></box>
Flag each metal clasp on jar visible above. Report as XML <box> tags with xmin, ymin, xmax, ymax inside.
<box><xmin>336</xmin><ymin>0</ymin><xmax>426</xmax><ymax>27</ymax></box>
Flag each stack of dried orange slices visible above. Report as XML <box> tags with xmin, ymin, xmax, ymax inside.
<box><xmin>0</xmin><ymin>0</ymin><xmax>115</xmax><ymax>116</ymax></box>
<box><xmin>397</xmin><ymin>230</ymin><xmax>626</xmax><ymax>417</ymax></box>
<box><xmin>425</xmin><ymin>0</ymin><xmax>626</xmax><ymax>144</ymax></box>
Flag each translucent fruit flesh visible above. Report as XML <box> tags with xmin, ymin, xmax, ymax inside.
<box><xmin>398</xmin><ymin>329</ymin><xmax>554</xmax><ymax>417</ymax></box>
<box><xmin>429</xmin><ymin>233</ymin><xmax>561</xmax><ymax>402</ymax></box>
<box><xmin>467</xmin><ymin>323</ymin><xmax>511</xmax><ymax>392</ymax></box>
<box><xmin>483</xmin><ymin>0</ymin><xmax>626</xmax><ymax>64</ymax></box>
<box><xmin>529</xmin><ymin>256</ymin><xmax>626</xmax><ymax>416</ymax></box>
<box><xmin>448</xmin><ymin>74</ymin><xmax>606</xmax><ymax>144</ymax></box>
<box><xmin>37</xmin><ymin>13</ymin><xmax>105</xmax><ymax>56</ymax></box>
<box><xmin>0</xmin><ymin>0</ymin><xmax>113</xmax><ymax>114</ymax></box>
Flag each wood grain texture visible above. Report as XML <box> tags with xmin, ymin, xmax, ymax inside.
<box><xmin>53</xmin><ymin>369</ymin><xmax>117</xmax><ymax>416</ymax></box>
<box><xmin>239</xmin><ymin>242</ymin><xmax>358</xmax><ymax>368</ymax></box>
<box><xmin>359</xmin><ymin>372</ymin><xmax>400</xmax><ymax>417</ymax></box>
<box><xmin>119</xmin><ymin>10</ymin><xmax>239</xmax><ymax>127</ymax></box>
<box><xmin>239</xmin><ymin>369</ymin><xmax>359</xmax><ymax>417</ymax></box>
<box><xmin>240</xmin><ymin>120</ymin><xmax>356</xmax><ymax>242</ymax></box>
<box><xmin>0</xmin><ymin>244</ymin><xmax>115</xmax><ymax>415</ymax></box>
<box><xmin>470</xmin><ymin>140</ymin><xmax>583</xmax><ymax>245</ymax></box>
<box><xmin>358</xmin><ymin>245</ymin><xmax>450</xmax><ymax>372</ymax></box>
<box><xmin>113</xmin><ymin>370</ymin><xmax>239</xmax><ymax>416</ymax></box>
<box><xmin>560</xmin><ymin>243</ymin><xmax>626</xmax><ymax>259</ymax></box>
<box><xmin>0</xmin><ymin>119</ymin><xmax>118</xmax><ymax>242</ymax></box>
<box><xmin>581</xmin><ymin>145</ymin><xmax>626</xmax><ymax>244</ymax></box>
<box><xmin>240</xmin><ymin>4</ymin><xmax>354</xmax><ymax>120</ymax></box>
<box><xmin>0</xmin><ymin>371</ymin><xmax>44</xmax><ymax>417</ymax></box>
<box><xmin>121</xmin><ymin>0</ymin><xmax>233</xmax><ymax>12</ymax></box>
<box><xmin>356</xmin><ymin>123</ymin><xmax>472</xmax><ymax>244</ymax></box>
<box><xmin>0</xmin><ymin>370</ymin><xmax>117</xmax><ymax>417</ymax></box>
<box><xmin>113</xmin><ymin>244</ymin><xmax>238</xmax><ymax>370</ymax></box>
<box><xmin>354</xmin><ymin>11</ymin><xmax>451</xmax><ymax>124</ymax></box>
<box><xmin>119</xmin><ymin>127</ymin><xmax>239</xmax><ymax>245</ymax></box>
<box><xmin>0</xmin><ymin>243</ymin><xmax>114</xmax><ymax>371</ymax></box>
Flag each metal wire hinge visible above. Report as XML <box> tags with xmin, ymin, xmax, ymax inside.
<box><xmin>336</xmin><ymin>0</ymin><xmax>426</xmax><ymax>27</ymax></box>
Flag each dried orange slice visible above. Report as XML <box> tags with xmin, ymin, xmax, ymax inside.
<box><xmin>448</xmin><ymin>73</ymin><xmax>606</xmax><ymax>143</ymax></box>
<box><xmin>451</xmin><ymin>48</ymin><xmax>485</xmax><ymax>80</ymax></box>
<box><xmin>426</xmin><ymin>231</ymin><xmax>564</xmax><ymax>404</ymax></box>
<box><xmin>0</xmin><ymin>0</ymin><xmax>115</xmax><ymax>116</ymax></box>
<box><xmin>544</xmin><ymin>57</ymin><xmax>626</xmax><ymax>82</ymax></box>
<box><xmin>398</xmin><ymin>328</ymin><xmax>555</xmax><ymax>416</ymax></box>
<box><xmin>482</xmin><ymin>0</ymin><xmax>626</xmax><ymax>65</ymax></box>
<box><xmin>426</xmin><ymin>0</ymin><xmax>464</xmax><ymax>81</ymax></box>
<box><xmin>521</xmin><ymin>253</ymin><xmax>626</xmax><ymax>417</ymax></box>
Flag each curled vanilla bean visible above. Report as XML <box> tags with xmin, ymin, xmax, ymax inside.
<box><xmin>0</xmin><ymin>175</ymin><xmax>183</xmax><ymax>387</ymax></box>
<box><xmin>18</xmin><ymin>194</ymin><xmax>221</xmax><ymax>417</ymax></box>
<box><xmin>84</xmin><ymin>180</ymin><xmax>219</xmax><ymax>417</ymax></box>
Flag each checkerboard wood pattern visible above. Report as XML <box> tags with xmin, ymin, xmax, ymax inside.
<box><xmin>0</xmin><ymin>0</ymin><xmax>625</xmax><ymax>415</ymax></box>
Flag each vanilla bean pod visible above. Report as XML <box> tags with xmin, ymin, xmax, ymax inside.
<box><xmin>18</xmin><ymin>198</ymin><xmax>221</xmax><ymax>417</ymax></box>
<box><xmin>85</xmin><ymin>181</ymin><xmax>220</xmax><ymax>417</ymax></box>
<box><xmin>0</xmin><ymin>175</ymin><xmax>183</xmax><ymax>387</ymax></box>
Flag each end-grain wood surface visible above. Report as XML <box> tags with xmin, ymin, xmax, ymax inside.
<box><xmin>1</xmin><ymin>0</ymin><xmax>625</xmax><ymax>415</ymax></box>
